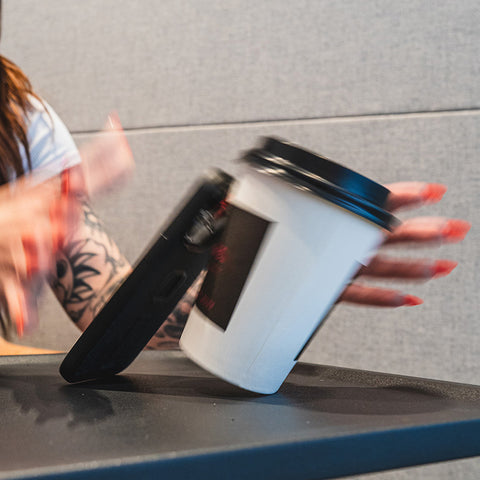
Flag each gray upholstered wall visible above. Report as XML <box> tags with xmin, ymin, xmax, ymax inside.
<box><xmin>2</xmin><ymin>1</ymin><xmax>479</xmax><ymax>478</ymax></box>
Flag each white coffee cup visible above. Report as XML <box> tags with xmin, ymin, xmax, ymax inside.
<box><xmin>180</xmin><ymin>137</ymin><xmax>396</xmax><ymax>394</ymax></box>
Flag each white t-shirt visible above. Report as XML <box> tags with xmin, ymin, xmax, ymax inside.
<box><xmin>18</xmin><ymin>96</ymin><xmax>81</xmax><ymax>181</ymax></box>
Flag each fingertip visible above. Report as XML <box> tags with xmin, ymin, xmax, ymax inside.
<box><xmin>107</xmin><ymin>110</ymin><xmax>121</xmax><ymax>130</ymax></box>
<box><xmin>61</xmin><ymin>168</ymin><xmax>71</xmax><ymax>199</ymax></box>
<box><xmin>422</xmin><ymin>183</ymin><xmax>447</xmax><ymax>203</ymax></box>
<box><xmin>403</xmin><ymin>295</ymin><xmax>423</xmax><ymax>307</ymax></box>
<box><xmin>432</xmin><ymin>259</ymin><xmax>458</xmax><ymax>278</ymax></box>
<box><xmin>442</xmin><ymin>220</ymin><xmax>472</xmax><ymax>242</ymax></box>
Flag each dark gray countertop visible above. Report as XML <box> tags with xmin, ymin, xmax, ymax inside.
<box><xmin>1</xmin><ymin>351</ymin><xmax>479</xmax><ymax>479</ymax></box>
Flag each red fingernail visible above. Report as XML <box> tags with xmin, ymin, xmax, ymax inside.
<box><xmin>25</xmin><ymin>253</ymin><xmax>32</xmax><ymax>278</ymax></box>
<box><xmin>23</xmin><ymin>241</ymin><xmax>32</xmax><ymax>278</ymax></box>
<box><xmin>52</xmin><ymin>224</ymin><xmax>64</xmax><ymax>252</ymax></box>
<box><xmin>442</xmin><ymin>220</ymin><xmax>471</xmax><ymax>242</ymax></box>
<box><xmin>22</xmin><ymin>235</ymin><xmax>38</xmax><ymax>277</ymax></box>
<box><xmin>16</xmin><ymin>309</ymin><xmax>24</xmax><ymax>337</ymax></box>
<box><xmin>432</xmin><ymin>260</ymin><xmax>458</xmax><ymax>278</ymax></box>
<box><xmin>61</xmin><ymin>169</ymin><xmax>71</xmax><ymax>199</ymax></box>
<box><xmin>49</xmin><ymin>202</ymin><xmax>62</xmax><ymax>251</ymax></box>
<box><xmin>403</xmin><ymin>295</ymin><xmax>423</xmax><ymax>306</ymax></box>
<box><xmin>422</xmin><ymin>184</ymin><xmax>447</xmax><ymax>203</ymax></box>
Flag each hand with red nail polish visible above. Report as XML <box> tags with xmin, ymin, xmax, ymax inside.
<box><xmin>339</xmin><ymin>182</ymin><xmax>470</xmax><ymax>308</ymax></box>
<box><xmin>0</xmin><ymin>176</ymin><xmax>64</xmax><ymax>337</ymax></box>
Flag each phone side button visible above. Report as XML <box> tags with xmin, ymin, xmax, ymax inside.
<box><xmin>151</xmin><ymin>270</ymin><xmax>188</xmax><ymax>304</ymax></box>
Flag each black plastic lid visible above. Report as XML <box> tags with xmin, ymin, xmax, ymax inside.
<box><xmin>240</xmin><ymin>137</ymin><xmax>397</xmax><ymax>231</ymax></box>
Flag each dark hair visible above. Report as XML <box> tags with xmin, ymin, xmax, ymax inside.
<box><xmin>0</xmin><ymin>55</ymin><xmax>40</xmax><ymax>183</ymax></box>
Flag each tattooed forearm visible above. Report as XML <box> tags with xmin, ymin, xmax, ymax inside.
<box><xmin>49</xmin><ymin>199</ymin><xmax>131</xmax><ymax>331</ymax></box>
<box><xmin>83</xmin><ymin>202</ymin><xmax>108</xmax><ymax>235</ymax></box>
<box><xmin>146</xmin><ymin>273</ymin><xmax>204</xmax><ymax>350</ymax></box>
<box><xmin>51</xmin><ymin>198</ymin><xmax>204</xmax><ymax>350</ymax></box>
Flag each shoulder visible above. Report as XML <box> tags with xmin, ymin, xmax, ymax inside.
<box><xmin>24</xmin><ymin>96</ymin><xmax>81</xmax><ymax>177</ymax></box>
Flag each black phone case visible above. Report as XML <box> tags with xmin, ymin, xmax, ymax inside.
<box><xmin>60</xmin><ymin>170</ymin><xmax>232</xmax><ymax>383</ymax></box>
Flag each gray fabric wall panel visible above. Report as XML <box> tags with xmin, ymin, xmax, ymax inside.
<box><xmin>350</xmin><ymin>456</ymin><xmax>480</xmax><ymax>480</ymax></box>
<box><xmin>2</xmin><ymin>0</ymin><xmax>479</xmax><ymax>132</ymax></box>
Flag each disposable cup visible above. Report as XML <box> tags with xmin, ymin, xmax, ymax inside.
<box><xmin>180</xmin><ymin>137</ymin><xmax>396</xmax><ymax>394</ymax></box>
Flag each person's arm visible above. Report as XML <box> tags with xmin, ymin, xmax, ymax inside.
<box><xmin>48</xmin><ymin>197</ymin><xmax>132</xmax><ymax>331</ymax></box>
<box><xmin>146</xmin><ymin>274</ymin><xmax>204</xmax><ymax>349</ymax></box>
<box><xmin>49</xmin><ymin>194</ymin><xmax>200</xmax><ymax>348</ymax></box>
<box><xmin>0</xmin><ymin>102</ymin><xmax>136</xmax><ymax>342</ymax></box>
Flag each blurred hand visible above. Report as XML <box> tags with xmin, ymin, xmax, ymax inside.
<box><xmin>0</xmin><ymin>113</ymin><xmax>135</xmax><ymax>338</ymax></box>
<box><xmin>69</xmin><ymin>112</ymin><xmax>135</xmax><ymax>199</ymax></box>
<box><xmin>0</xmin><ymin>177</ymin><xmax>71</xmax><ymax>336</ymax></box>
<box><xmin>339</xmin><ymin>182</ymin><xmax>471</xmax><ymax>307</ymax></box>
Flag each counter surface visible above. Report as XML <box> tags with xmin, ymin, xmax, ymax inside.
<box><xmin>1</xmin><ymin>351</ymin><xmax>479</xmax><ymax>479</ymax></box>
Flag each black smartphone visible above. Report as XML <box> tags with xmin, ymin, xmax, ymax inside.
<box><xmin>60</xmin><ymin>169</ymin><xmax>233</xmax><ymax>383</ymax></box>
